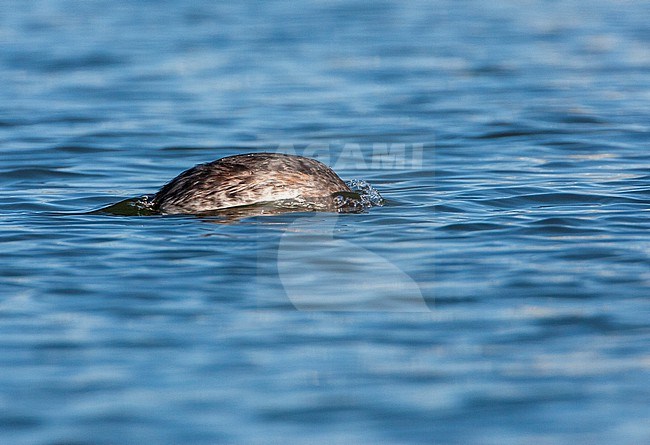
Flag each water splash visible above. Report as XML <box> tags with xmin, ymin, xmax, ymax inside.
<box><xmin>334</xmin><ymin>180</ymin><xmax>385</xmax><ymax>213</ymax></box>
<box><xmin>347</xmin><ymin>179</ymin><xmax>385</xmax><ymax>207</ymax></box>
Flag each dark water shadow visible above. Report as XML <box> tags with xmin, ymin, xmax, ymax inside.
<box><xmin>91</xmin><ymin>196</ymin><xmax>159</xmax><ymax>217</ymax></box>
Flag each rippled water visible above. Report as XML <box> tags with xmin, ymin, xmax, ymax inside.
<box><xmin>2</xmin><ymin>1</ymin><xmax>650</xmax><ymax>444</ymax></box>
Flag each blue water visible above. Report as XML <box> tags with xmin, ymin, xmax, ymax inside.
<box><xmin>2</xmin><ymin>1</ymin><xmax>650</xmax><ymax>443</ymax></box>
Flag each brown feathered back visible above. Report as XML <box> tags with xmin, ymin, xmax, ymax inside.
<box><xmin>153</xmin><ymin>153</ymin><xmax>351</xmax><ymax>214</ymax></box>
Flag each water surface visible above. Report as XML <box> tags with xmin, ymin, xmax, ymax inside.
<box><xmin>1</xmin><ymin>1</ymin><xmax>650</xmax><ymax>444</ymax></box>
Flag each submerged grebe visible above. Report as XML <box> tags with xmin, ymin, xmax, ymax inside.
<box><xmin>152</xmin><ymin>153</ymin><xmax>353</xmax><ymax>214</ymax></box>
